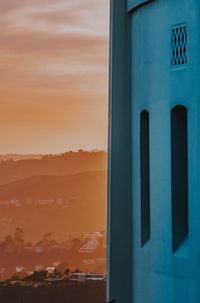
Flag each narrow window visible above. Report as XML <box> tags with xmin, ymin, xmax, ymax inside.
<box><xmin>140</xmin><ymin>110</ymin><xmax>150</xmax><ymax>247</ymax></box>
<box><xmin>171</xmin><ymin>105</ymin><xmax>188</xmax><ymax>253</ymax></box>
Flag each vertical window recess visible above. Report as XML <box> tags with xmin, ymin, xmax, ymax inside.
<box><xmin>140</xmin><ymin>110</ymin><xmax>150</xmax><ymax>247</ymax></box>
<box><xmin>171</xmin><ymin>105</ymin><xmax>188</xmax><ymax>253</ymax></box>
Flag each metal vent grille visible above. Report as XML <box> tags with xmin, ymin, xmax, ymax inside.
<box><xmin>171</xmin><ymin>25</ymin><xmax>187</xmax><ymax>67</ymax></box>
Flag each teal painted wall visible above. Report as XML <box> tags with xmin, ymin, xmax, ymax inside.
<box><xmin>127</xmin><ymin>0</ymin><xmax>152</xmax><ymax>11</ymax></box>
<box><xmin>131</xmin><ymin>0</ymin><xmax>200</xmax><ymax>302</ymax></box>
<box><xmin>108</xmin><ymin>0</ymin><xmax>200</xmax><ymax>303</ymax></box>
<box><xmin>107</xmin><ymin>1</ymin><xmax>132</xmax><ymax>302</ymax></box>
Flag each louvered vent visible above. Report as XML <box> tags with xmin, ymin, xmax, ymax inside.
<box><xmin>171</xmin><ymin>24</ymin><xmax>187</xmax><ymax>67</ymax></box>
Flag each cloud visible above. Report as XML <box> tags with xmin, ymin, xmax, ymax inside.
<box><xmin>0</xmin><ymin>0</ymin><xmax>109</xmax><ymax>153</ymax></box>
<box><xmin>0</xmin><ymin>0</ymin><xmax>108</xmax><ymax>80</ymax></box>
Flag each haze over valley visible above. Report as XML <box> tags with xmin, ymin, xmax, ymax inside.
<box><xmin>0</xmin><ymin>151</ymin><xmax>107</xmax><ymax>280</ymax></box>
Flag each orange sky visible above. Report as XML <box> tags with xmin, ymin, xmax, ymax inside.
<box><xmin>0</xmin><ymin>0</ymin><xmax>109</xmax><ymax>154</ymax></box>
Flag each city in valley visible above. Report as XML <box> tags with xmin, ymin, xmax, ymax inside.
<box><xmin>0</xmin><ymin>151</ymin><xmax>107</xmax><ymax>303</ymax></box>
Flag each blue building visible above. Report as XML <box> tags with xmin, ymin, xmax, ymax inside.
<box><xmin>108</xmin><ymin>1</ymin><xmax>200</xmax><ymax>303</ymax></box>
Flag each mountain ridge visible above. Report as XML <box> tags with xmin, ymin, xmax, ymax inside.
<box><xmin>0</xmin><ymin>151</ymin><xmax>107</xmax><ymax>185</ymax></box>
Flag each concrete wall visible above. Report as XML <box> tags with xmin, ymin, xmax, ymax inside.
<box><xmin>108</xmin><ymin>0</ymin><xmax>200</xmax><ymax>302</ymax></box>
<box><xmin>131</xmin><ymin>1</ymin><xmax>200</xmax><ymax>302</ymax></box>
<box><xmin>107</xmin><ymin>1</ymin><xmax>132</xmax><ymax>302</ymax></box>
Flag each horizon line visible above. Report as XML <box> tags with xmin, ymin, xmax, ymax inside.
<box><xmin>0</xmin><ymin>149</ymin><xmax>108</xmax><ymax>156</ymax></box>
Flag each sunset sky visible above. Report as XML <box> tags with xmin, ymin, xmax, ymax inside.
<box><xmin>0</xmin><ymin>0</ymin><xmax>109</xmax><ymax>154</ymax></box>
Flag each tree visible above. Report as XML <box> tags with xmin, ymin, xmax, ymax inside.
<box><xmin>42</xmin><ymin>232</ymin><xmax>56</xmax><ymax>248</ymax></box>
<box><xmin>14</xmin><ymin>227</ymin><xmax>24</xmax><ymax>252</ymax></box>
<box><xmin>1</xmin><ymin>235</ymin><xmax>15</xmax><ymax>254</ymax></box>
<box><xmin>24</xmin><ymin>270</ymin><xmax>47</xmax><ymax>282</ymax></box>
<box><xmin>65</xmin><ymin>268</ymin><xmax>71</xmax><ymax>277</ymax></box>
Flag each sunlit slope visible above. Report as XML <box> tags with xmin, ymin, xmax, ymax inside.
<box><xmin>0</xmin><ymin>171</ymin><xmax>107</xmax><ymax>242</ymax></box>
<box><xmin>0</xmin><ymin>151</ymin><xmax>107</xmax><ymax>185</ymax></box>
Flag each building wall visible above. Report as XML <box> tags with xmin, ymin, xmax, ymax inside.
<box><xmin>107</xmin><ymin>1</ymin><xmax>132</xmax><ymax>302</ymax></box>
<box><xmin>108</xmin><ymin>0</ymin><xmax>200</xmax><ymax>303</ymax></box>
<box><xmin>131</xmin><ymin>0</ymin><xmax>200</xmax><ymax>302</ymax></box>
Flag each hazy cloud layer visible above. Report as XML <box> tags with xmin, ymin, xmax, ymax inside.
<box><xmin>0</xmin><ymin>0</ymin><xmax>109</xmax><ymax>153</ymax></box>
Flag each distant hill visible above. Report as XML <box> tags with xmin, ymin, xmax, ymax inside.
<box><xmin>0</xmin><ymin>171</ymin><xmax>106</xmax><ymax>201</ymax></box>
<box><xmin>0</xmin><ymin>154</ymin><xmax>43</xmax><ymax>161</ymax></box>
<box><xmin>0</xmin><ymin>151</ymin><xmax>107</xmax><ymax>185</ymax></box>
<box><xmin>0</xmin><ymin>171</ymin><xmax>107</xmax><ymax>242</ymax></box>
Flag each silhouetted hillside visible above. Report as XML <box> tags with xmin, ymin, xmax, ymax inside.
<box><xmin>0</xmin><ymin>282</ymin><xmax>106</xmax><ymax>303</ymax></box>
<box><xmin>0</xmin><ymin>154</ymin><xmax>43</xmax><ymax>161</ymax></box>
<box><xmin>0</xmin><ymin>151</ymin><xmax>107</xmax><ymax>185</ymax></box>
<box><xmin>0</xmin><ymin>171</ymin><xmax>106</xmax><ymax>201</ymax></box>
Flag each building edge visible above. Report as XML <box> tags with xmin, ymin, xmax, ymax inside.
<box><xmin>107</xmin><ymin>1</ymin><xmax>133</xmax><ymax>303</ymax></box>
